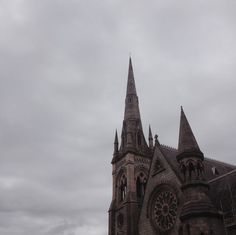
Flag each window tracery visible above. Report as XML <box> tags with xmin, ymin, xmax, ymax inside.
<box><xmin>153</xmin><ymin>191</ymin><xmax>177</xmax><ymax>231</ymax></box>
<box><xmin>150</xmin><ymin>185</ymin><xmax>178</xmax><ymax>232</ymax></box>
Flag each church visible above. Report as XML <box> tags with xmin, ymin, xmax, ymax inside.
<box><xmin>108</xmin><ymin>58</ymin><xmax>236</xmax><ymax>235</ymax></box>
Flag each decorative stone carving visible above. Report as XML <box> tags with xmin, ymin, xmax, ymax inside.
<box><xmin>150</xmin><ymin>186</ymin><xmax>178</xmax><ymax>232</ymax></box>
<box><xmin>153</xmin><ymin>190</ymin><xmax>177</xmax><ymax>231</ymax></box>
<box><xmin>196</xmin><ymin>160</ymin><xmax>204</xmax><ymax>178</ymax></box>
<box><xmin>179</xmin><ymin>159</ymin><xmax>205</xmax><ymax>181</ymax></box>
<box><xmin>152</xmin><ymin>158</ymin><xmax>165</xmax><ymax>176</ymax></box>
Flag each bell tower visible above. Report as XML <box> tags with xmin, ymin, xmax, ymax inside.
<box><xmin>108</xmin><ymin>58</ymin><xmax>152</xmax><ymax>235</ymax></box>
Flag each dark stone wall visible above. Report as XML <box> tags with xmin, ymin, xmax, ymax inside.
<box><xmin>139</xmin><ymin>146</ymin><xmax>183</xmax><ymax>235</ymax></box>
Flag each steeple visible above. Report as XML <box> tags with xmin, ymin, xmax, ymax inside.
<box><xmin>124</xmin><ymin>57</ymin><xmax>141</xmax><ymax>121</ymax></box>
<box><xmin>109</xmin><ymin>59</ymin><xmax>153</xmax><ymax>235</ymax></box>
<box><xmin>126</xmin><ymin>57</ymin><xmax>137</xmax><ymax>96</ymax></box>
<box><xmin>178</xmin><ymin>106</ymin><xmax>201</xmax><ymax>156</ymax></box>
<box><xmin>116</xmin><ymin>58</ymin><xmax>149</xmax><ymax>157</ymax></box>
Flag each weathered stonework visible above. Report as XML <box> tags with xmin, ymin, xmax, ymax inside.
<box><xmin>109</xmin><ymin>59</ymin><xmax>236</xmax><ymax>235</ymax></box>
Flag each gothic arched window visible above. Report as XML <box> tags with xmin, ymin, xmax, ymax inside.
<box><xmin>136</xmin><ymin>172</ymin><xmax>147</xmax><ymax>198</ymax></box>
<box><xmin>119</xmin><ymin>174</ymin><xmax>127</xmax><ymax>202</ymax></box>
<box><xmin>149</xmin><ymin>184</ymin><xmax>178</xmax><ymax>232</ymax></box>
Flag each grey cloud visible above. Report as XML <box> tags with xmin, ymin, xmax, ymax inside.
<box><xmin>0</xmin><ymin>0</ymin><xmax>236</xmax><ymax>234</ymax></box>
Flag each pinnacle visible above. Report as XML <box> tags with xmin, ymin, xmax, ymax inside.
<box><xmin>114</xmin><ymin>129</ymin><xmax>118</xmax><ymax>144</ymax></box>
<box><xmin>149</xmin><ymin>125</ymin><xmax>153</xmax><ymax>140</ymax></box>
<box><xmin>124</xmin><ymin>57</ymin><xmax>141</xmax><ymax>121</ymax></box>
<box><xmin>114</xmin><ymin>129</ymin><xmax>119</xmax><ymax>154</ymax></box>
<box><xmin>148</xmin><ymin>125</ymin><xmax>153</xmax><ymax>148</ymax></box>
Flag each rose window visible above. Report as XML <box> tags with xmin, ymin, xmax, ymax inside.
<box><xmin>153</xmin><ymin>190</ymin><xmax>177</xmax><ymax>231</ymax></box>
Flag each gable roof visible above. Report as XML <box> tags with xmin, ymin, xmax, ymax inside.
<box><xmin>156</xmin><ymin>144</ymin><xmax>236</xmax><ymax>216</ymax></box>
<box><xmin>158</xmin><ymin>144</ymin><xmax>236</xmax><ymax>182</ymax></box>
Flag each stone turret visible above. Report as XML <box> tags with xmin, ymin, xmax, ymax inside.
<box><xmin>177</xmin><ymin>107</ymin><xmax>225</xmax><ymax>235</ymax></box>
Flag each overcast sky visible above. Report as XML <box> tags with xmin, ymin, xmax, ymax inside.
<box><xmin>0</xmin><ymin>0</ymin><xmax>236</xmax><ymax>234</ymax></box>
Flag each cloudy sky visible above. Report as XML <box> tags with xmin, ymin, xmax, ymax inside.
<box><xmin>0</xmin><ymin>0</ymin><xmax>236</xmax><ymax>234</ymax></box>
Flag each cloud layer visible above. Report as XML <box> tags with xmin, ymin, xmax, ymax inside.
<box><xmin>0</xmin><ymin>0</ymin><xmax>236</xmax><ymax>234</ymax></box>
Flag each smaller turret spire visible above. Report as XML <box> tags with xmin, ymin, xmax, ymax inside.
<box><xmin>178</xmin><ymin>106</ymin><xmax>201</xmax><ymax>154</ymax></box>
<box><xmin>114</xmin><ymin>130</ymin><xmax>119</xmax><ymax>154</ymax></box>
<box><xmin>176</xmin><ymin>107</ymin><xmax>222</xmax><ymax>229</ymax></box>
<box><xmin>148</xmin><ymin>125</ymin><xmax>153</xmax><ymax>148</ymax></box>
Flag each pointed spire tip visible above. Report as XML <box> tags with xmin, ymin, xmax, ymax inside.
<box><xmin>126</xmin><ymin>56</ymin><xmax>137</xmax><ymax>96</ymax></box>
<box><xmin>129</xmin><ymin>56</ymin><xmax>133</xmax><ymax>70</ymax></box>
<box><xmin>178</xmin><ymin>108</ymin><xmax>200</xmax><ymax>154</ymax></box>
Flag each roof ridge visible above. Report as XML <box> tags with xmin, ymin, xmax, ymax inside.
<box><xmin>160</xmin><ymin>144</ymin><xmax>177</xmax><ymax>151</ymax></box>
<box><xmin>208</xmin><ymin>169</ymin><xmax>236</xmax><ymax>183</ymax></box>
<box><xmin>205</xmin><ymin>156</ymin><xmax>236</xmax><ymax>169</ymax></box>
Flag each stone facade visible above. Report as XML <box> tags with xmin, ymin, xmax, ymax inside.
<box><xmin>108</xmin><ymin>59</ymin><xmax>236</xmax><ymax>235</ymax></box>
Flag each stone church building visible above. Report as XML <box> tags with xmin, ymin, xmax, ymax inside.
<box><xmin>108</xmin><ymin>58</ymin><xmax>236</xmax><ymax>235</ymax></box>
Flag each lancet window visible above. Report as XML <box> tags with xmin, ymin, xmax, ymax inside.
<box><xmin>136</xmin><ymin>172</ymin><xmax>147</xmax><ymax>198</ymax></box>
<box><xmin>118</xmin><ymin>174</ymin><xmax>127</xmax><ymax>202</ymax></box>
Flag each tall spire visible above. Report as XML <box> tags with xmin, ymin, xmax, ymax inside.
<box><xmin>124</xmin><ymin>57</ymin><xmax>141</xmax><ymax>121</ymax></box>
<box><xmin>126</xmin><ymin>57</ymin><xmax>137</xmax><ymax>96</ymax></box>
<box><xmin>178</xmin><ymin>106</ymin><xmax>201</xmax><ymax>154</ymax></box>
<box><xmin>117</xmin><ymin>58</ymin><xmax>149</xmax><ymax>156</ymax></box>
